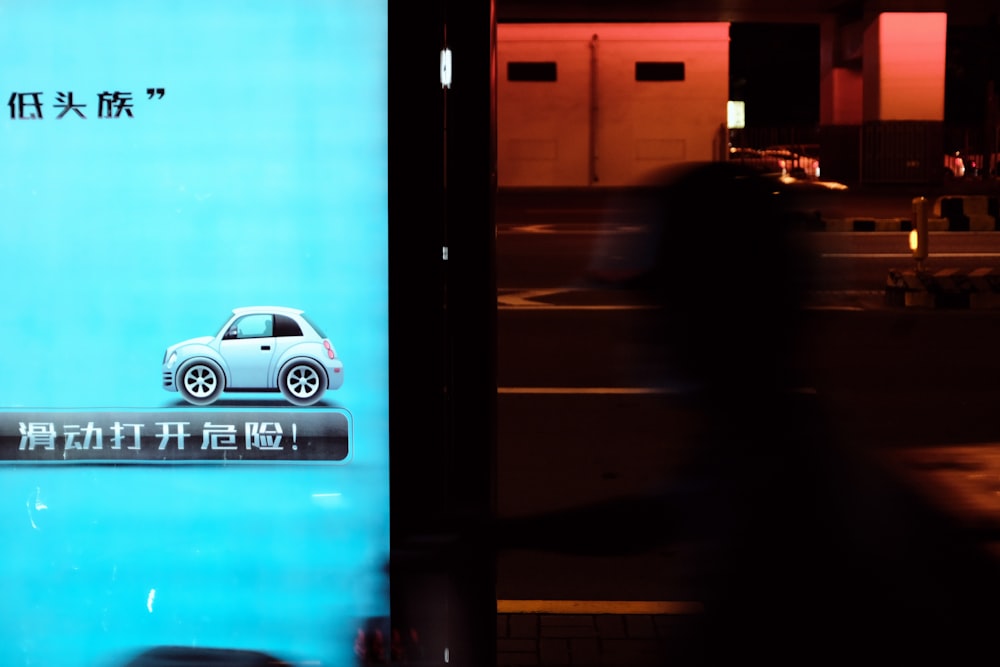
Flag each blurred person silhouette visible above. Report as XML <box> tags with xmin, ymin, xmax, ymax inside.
<box><xmin>496</xmin><ymin>161</ymin><xmax>1000</xmax><ymax>666</ymax></box>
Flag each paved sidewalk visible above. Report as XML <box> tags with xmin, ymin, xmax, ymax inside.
<box><xmin>491</xmin><ymin>443</ymin><xmax>1000</xmax><ymax>666</ymax></box>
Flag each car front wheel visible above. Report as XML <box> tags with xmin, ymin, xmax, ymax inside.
<box><xmin>279</xmin><ymin>359</ymin><xmax>326</xmax><ymax>406</ymax></box>
<box><xmin>177</xmin><ymin>359</ymin><xmax>225</xmax><ymax>406</ymax></box>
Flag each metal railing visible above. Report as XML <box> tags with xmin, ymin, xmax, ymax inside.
<box><xmin>730</xmin><ymin>122</ymin><xmax>1000</xmax><ymax>184</ymax></box>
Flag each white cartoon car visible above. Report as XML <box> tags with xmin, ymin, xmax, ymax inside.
<box><xmin>162</xmin><ymin>306</ymin><xmax>343</xmax><ymax>406</ymax></box>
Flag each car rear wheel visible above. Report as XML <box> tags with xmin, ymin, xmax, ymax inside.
<box><xmin>177</xmin><ymin>359</ymin><xmax>224</xmax><ymax>405</ymax></box>
<box><xmin>279</xmin><ymin>359</ymin><xmax>326</xmax><ymax>406</ymax></box>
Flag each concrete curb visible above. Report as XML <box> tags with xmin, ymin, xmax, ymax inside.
<box><xmin>497</xmin><ymin>612</ymin><xmax>703</xmax><ymax>667</ymax></box>
<box><xmin>823</xmin><ymin>215</ymin><xmax>990</xmax><ymax>232</ymax></box>
<box><xmin>823</xmin><ymin>194</ymin><xmax>1000</xmax><ymax>231</ymax></box>
<box><xmin>823</xmin><ymin>217</ymin><xmax>913</xmax><ymax>232</ymax></box>
<box><xmin>886</xmin><ymin>267</ymin><xmax>1000</xmax><ymax>308</ymax></box>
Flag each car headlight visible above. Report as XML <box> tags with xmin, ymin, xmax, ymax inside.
<box><xmin>166</xmin><ymin>351</ymin><xmax>177</xmax><ymax>368</ymax></box>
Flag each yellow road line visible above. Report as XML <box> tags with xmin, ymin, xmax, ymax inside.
<box><xmin>496</xmin><ymin>599</ymin><xmax>704</xmax><ymax>614</ymax></box>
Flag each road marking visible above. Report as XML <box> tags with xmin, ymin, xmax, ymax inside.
<box><xmin>498</xmin><ymin>287</ymin><xmax>571</xmax><ymax>306</ymax></box>
<box><xmin>509</xmin><ymin>224</ymin><xmax>559</xmax><ymax>234</ymax></box>
<box><xmin>500</xmin><ymin>223</ymin><xmax>646</xmax><ymax>235</ymax></box>
<box><xmin>822</xmin><ymin>252</ymin><xmax>1000</xmax><ymax>259</ymax></box>
<box><xmin>497</xmin><ymin>599</ymin><xmax>704</xmax><ymax>615</ymax></box>
<box><xmin>499</xmin><ymin>303</ymin><xmax>654</xmax><ymax>311</ymax></box>
<box><xmin>502</xmin><ymin>224</ymin><xmax>606</xmax><ymax>235</ymax></box>
<box><xmin>807</xmin><ymin>305</ymin><xmax>866</xmax><ymax>311</ymax></box>
<box><xmin>498</xmin><ymin>287</ymin><xmax>654</xmax><ymax>310</ymax></box>
<box><xmin>522</xmin><ymin>208</ymin><xmax>594</xmax><ymax>214</ymax></box>
<box><xmin>500</xmin><ymin>287</ymin><xmax>894</xmax><ymax>312</ymax></box>
<box><xmin>499</xmin><ymin>386</ymin><xmax>817</xmax><ymax>395</ymax></box>
<box><xmin>498</xmin><ymin>387</ymin><xmax>681</xmax><ymax>395</ymax></box>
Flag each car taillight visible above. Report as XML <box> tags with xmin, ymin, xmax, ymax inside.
<box><xmin>323</xmin><ymin>339</ymin><xmax>335</xmax><ymax>359</ymax></box>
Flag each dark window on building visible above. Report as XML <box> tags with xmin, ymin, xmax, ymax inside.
<box><xmin>507</xmin><ymin>61</ymin><xmax>557</xmax><ymax>82</ymax></box>
<box><xmin>635</xmin><ymin>62</ymin><xmax>685</xmax><ymax>82</ymax></box>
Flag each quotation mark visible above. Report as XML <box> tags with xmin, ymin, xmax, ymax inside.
<box><xmin>146</xmin><ymin>87</ymin><xmax>165</xmax><ymax>99</ymax></box>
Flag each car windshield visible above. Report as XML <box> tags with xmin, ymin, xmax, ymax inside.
<box><xmin>218</xmin><ymin>314</ymin><xmax>237</xmax><ymax>336</ymax></box>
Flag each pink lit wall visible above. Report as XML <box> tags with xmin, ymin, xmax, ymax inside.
<box><xmin>864</xmin><ymin>12</ymin><xmax>946</xmax><ymax>121</ymax></box>
<box><xmin>830</xmin><ymin>68</ymin><xmax>864</xmax><ymax>124</ymax></box>
<box><xmin>497</xmin><ymin>23</ymin><xmax>730</xmax><ymax>187</ymax></box>
<box><xmin>819</xmin><ymin>17</ymin><xmax>864</xmax><ymax>126</ymax></box>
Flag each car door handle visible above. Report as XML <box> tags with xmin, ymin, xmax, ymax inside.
<box><xmin>260</xmin><ymin>345</ymin><xmax>271</xmax><ymax>351</ymax></box>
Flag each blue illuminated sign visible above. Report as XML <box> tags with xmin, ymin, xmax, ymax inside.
<box><xmin>1</xmin><ymin>410</ymin><xmax>351</xmax><ymax>463</ymax></box>
<box><xmin>0</xmin><ymin>2</ymin><xmax>388</xmax><ymax>666</ymax></box>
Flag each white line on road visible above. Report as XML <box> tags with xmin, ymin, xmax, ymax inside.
<box><xmin>498</xmin><ymin>387</ymin><xmax>679</xmax><ymax>395</ymax></box>
<box><xmin>498</xmin><ymin>287</ymin><xmax>571</xmax><ymax>306</ymax></box>
<box><xmin>822</xmin><ymin>252</ymin><xmax>1000</xmax><ymax>258</ymax></box>
<box><xmin>498</xmin><ymin>303</ymin><xmax>654</xmax><ymax>311</ymax></box>
<box><xmin>501</xmin><ymin>224</ymin><xmax>645</xmax><ymax>235</ymax></box>
<box><xmin>508</xmin><ymin>224</ymin><xmax>559</xmax><ymax>234</ymax></box>
<box><xmin>521</xmin><ymin>209</ymin><xmax>606</xmax><ymax>216</ymax></box>
<box><xmin>499</xmin><ymin>288</ymin><xmax>893</xmax><ymax>312</ymax></box>
<box><xmin>497</xmin><ymin>599</ymin><xmax>704</xmax><ymax>615</ymax></box>
<box><xmin>498</xmin><ymin>287</ymin><xmax>655</xmax><ymax>310</ymax></box>
<box><xmin>499</xmin><ymin>386</ymin><xmax>817</xmax><ymax>395</ymax></box>
<box><xmin>807</xmin><ymin>305</ymin><xmax>866</xmax><ymax>311</ymax></box>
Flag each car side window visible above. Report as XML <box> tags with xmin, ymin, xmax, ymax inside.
<box><xmin>273</xmin><ymin>314</ymin><xmax>303</xmax><ymax>337</ymax></box>
<box><xmin>224</xmin><ymin>314</ymin><xmax>274</xmax><ymax>339</ymax></box>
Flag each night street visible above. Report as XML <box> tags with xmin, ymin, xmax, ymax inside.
<box><xmin>494</xmin><ymin>186</ymin><xmax>1000</xmax><ymax>666</ymax></box>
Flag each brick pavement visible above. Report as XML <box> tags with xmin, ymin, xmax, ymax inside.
<box><xmin>496</xmin><ymin>612</ymin><xmax>704</xmax><ymax>666</ymax></box>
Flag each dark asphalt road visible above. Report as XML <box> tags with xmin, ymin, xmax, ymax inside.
<box><xmin>497</xmin><ymin>176</ymin><xmax>1000</xmax><ymax>222</ymax></box>
<box><xmin>493</xmin><ymin>179</ymin><xmax>1000</xmax><ymax>667</ymax></box>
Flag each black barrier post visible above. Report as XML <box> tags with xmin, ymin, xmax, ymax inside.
<box><xmin>910</xmin><ymin>196</ymin><xmax>930</xmax><ymax>270</ymax></box>
<box><xmin>389</xmin><ymin>1</ymin><xmax>497</xmax><ymax>665</ymax></box>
